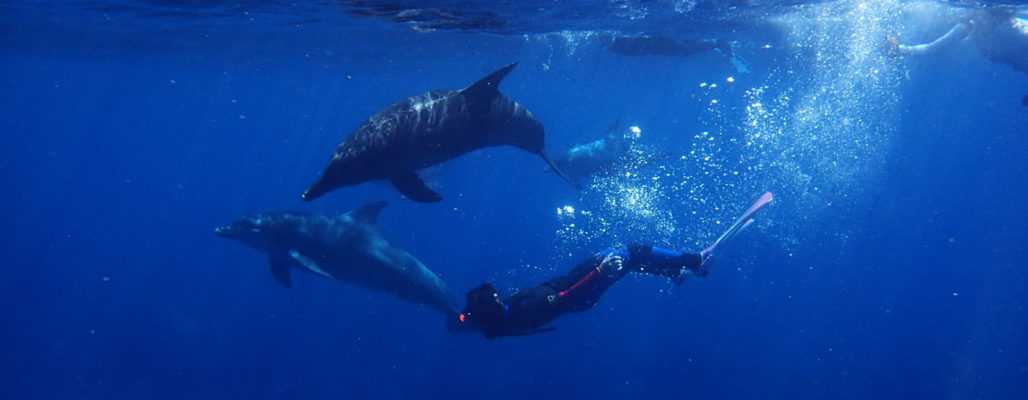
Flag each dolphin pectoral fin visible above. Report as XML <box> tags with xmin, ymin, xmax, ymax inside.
<box><xmin>540</xmin><ymin>153</ymin><xmax>580</xmax><ymax>190</ymax></box>
<box><xmin>288</xmin><ymin>250</ymin><xmax>335</xmax><ymax>279</ymax></box>
<box><xmin>390</xmin><ymin>172</ymin><xmax>442</xmax><ymax>203</ymax></box>
<box><xmin>460</xmin><ymin>62</ymin><xmax>518</xmax><ymax>102</ymax></box>
<box><xmin>269</xmin><ymin>255</ymin><xmax>292</xmax><ymax>288</ymax></box>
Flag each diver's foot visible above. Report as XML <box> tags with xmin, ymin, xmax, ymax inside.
<box><xmin>692</xmin><ymin>255</ymin><xmax>711</xmax><ymax>278</ymax></box>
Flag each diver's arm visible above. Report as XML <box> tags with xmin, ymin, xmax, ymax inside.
<box><xmin>895</xmin><ymin>22</ymin><xmax>972</xmax><ymax>56</ymax></box>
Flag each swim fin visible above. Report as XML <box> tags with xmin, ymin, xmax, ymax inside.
<box><xmin>700</xmin><ymin>191</ymin><xmax>773</xmax><ymax>264</ymax></box>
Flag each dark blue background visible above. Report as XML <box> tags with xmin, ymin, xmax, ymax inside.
<box><xmin>2</xmin><ymin>4</ymin><xmax>1027</xmax><ymax>399</ymax></box>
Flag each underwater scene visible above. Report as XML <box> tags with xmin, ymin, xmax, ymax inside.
<box><xmin>2</xmin><ymin>0</ymin><xmax>1027</xmax><ymax>398</ymax></box>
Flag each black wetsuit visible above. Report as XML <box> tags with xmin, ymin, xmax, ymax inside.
<box><xmin>463</xmin><ymin>244</ymin><xmax>702</xmax><ymax>339</ymax></box>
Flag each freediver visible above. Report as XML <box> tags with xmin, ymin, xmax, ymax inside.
<box><xmin>451</xmin><ymin>192</ymin><xmax>773</xmax><ymax>339</ymax></box>
<box><xmin>888</xmin><ymin>6</ymin><xmax>1028</xmax><ymax>102</ymax></box>
<box><xmin>552</xmin><ymin>122</ymin><xmax>637</xmax><ymax>184</ymax></box>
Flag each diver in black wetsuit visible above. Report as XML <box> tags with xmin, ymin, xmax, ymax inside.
<box><xmin>452</xmin><ymin>244</ymin><xmax>705</xmax><ymax>339</ymax></box>
<box><xmin>452</xmin><ymin>191</ymin><xmax>775</xmax><ymax>339</ymax></box>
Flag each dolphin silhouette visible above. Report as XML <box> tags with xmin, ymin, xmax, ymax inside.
<box><xmin>302</xmin><ymin>63</ymin><xmax>572</xmax><ymax>202</ymax></box>
<box><xmin>215</xmin><ymin>201</ymin><xmax>456</xmax><ymax>315</ymax></box>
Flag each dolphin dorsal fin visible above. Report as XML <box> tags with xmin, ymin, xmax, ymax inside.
<box><xmin>460</xmin><ymin>62</ymin><xmax>518</xmax><ymax>102</ymax></box>
<box><xmin>346</xmin><ymin>201</ymin><xmax>388</xmax><ymax>225</ymax></box>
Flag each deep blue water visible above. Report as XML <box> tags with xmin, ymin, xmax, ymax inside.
<box><xmin>3</xmin><ymin>1</ymin><xmax>1027</xmax><ymax>399</ymax></box>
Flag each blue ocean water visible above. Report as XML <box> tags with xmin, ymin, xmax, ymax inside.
<box><xmin>2</xmin><ymin>1</ymin><xmax>1027</xmax><ymax>399</ymax></box>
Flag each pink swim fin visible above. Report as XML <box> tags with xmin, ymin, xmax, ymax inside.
<box><xmin>700</xmin><ymin>191</ymin><xmax>773</xmax><ymax>263</ymax></box>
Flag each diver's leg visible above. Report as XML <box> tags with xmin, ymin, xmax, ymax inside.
<box><xmin>893</xmin><ymin>22</ymin><xmax>972</xmax><ymax>56</ymax></box>
<box><xmin>543</xmin><ymin>243</ymin><xmax>703</xmax><ymax>310</ymax></box>
<box><xmin>627</xmin><ymin>244</ymin><xmax>705</xmax><ymax>282</ymax></box>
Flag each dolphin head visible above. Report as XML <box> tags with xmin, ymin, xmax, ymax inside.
<box><xmin>302</xmin><ymin>169</ymin><xmax>342</xmax><ymax>202</ymax></box>
<box><xmin>302</xmin><ymin>145</ymin><xmax>378</xmax><ymax>202</ymax></box>
<box><xmin>485</xmin><ymin>98</ymin><xmax>577</xmax><ymax>187</ymax></box>
<box><xmin>479</xmin><ymin>96</ymin><xmax>575</xmax><ymax>185</ymax></box>
<box><xmin>489</xmin><ymin>98</ymin><xmax>545</xmax><ymax>154</ymax></box>
<box><xmin>215</xmin><ymin>214</ymin><xmax>279</xmax><ymax>249</ymax></box>
<box><xmin>506</xmin><ymin>108</ymin><xmax>545</xmax><ymax>154</ymax></box>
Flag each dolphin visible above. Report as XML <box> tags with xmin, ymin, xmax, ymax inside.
<box><xmin>301</xmin><ymin>62</ymin><xmax>572</xmax><ymax>203</ymax></box>
<box><xmin>553</xmin><ymin>122</ymin><xmax>635</xmax><ymax>183</ymax></box>
<box><xmin>215</xmin><ymin>201</ymin><xmax>456</xmax><ymax>315</ymax></box>
<box><xmin>554</xmin><ymin>138</ymin><xmax>629</xmax><ymax>183</ymax></box>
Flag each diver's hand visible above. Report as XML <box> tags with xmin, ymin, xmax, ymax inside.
<box><xmin>599</xmin><ymin>254</ymin><xmax>624</xmax><ymax>273</ymax></box>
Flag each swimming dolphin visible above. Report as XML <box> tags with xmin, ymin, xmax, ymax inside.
<box><xmin>553</xmin><ymin>122</ymin><xmax>635</xmax><ymax>183</ymax></box>
<box><xmin>555</xmin><ymin>138</ymin><xmax>630</xmax><ymax>183</ymax></box>
<box><xmin>301</xmin><ymin>62</ymin><xmax>572</xmax><ymax>203</ymax></box>
<box><xmin>215</xmin><ymin>201</ymin><xmax>456</xmax><ymax>315</ymax></box>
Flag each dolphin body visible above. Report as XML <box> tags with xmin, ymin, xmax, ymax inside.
<box><xmin>554</xmin><ymin>136</ymin><xmax>631</xmax><ymax>183</ymax></box>
<box><xmin>553</xmin><ymin>124</ymin><xmax>635</xmax><ymax>183</ymax></box>
<box><xmin>215</xmin><ymin>202</ymin><xmax>456</xmax><ymax>315</ymax></box>
<box><xmin>301</xmin><ymin>63</ymin><xmax>571</xmax><ymax>203</ymax></box>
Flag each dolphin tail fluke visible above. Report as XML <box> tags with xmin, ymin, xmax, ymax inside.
<box><xmin>436</xmin><ymin>298</ymin><xmax>460</xmax><ymax>316</ymax></box>
<box><xmin>540</xmin><ymin>152</ymin><xmax>580</xmax><ymax>190</ymax></box>
<box><xmin>461</xmin><ymin>62</ymin><xmax>518</xmax><ymax>100</ymax></box>
<box><xmin>390</xmin><ymin>172</ymin><xmax>442</xmax><ymax>203</ymax></box>
<box><xmin>700</xmin><ymin>191</ymin><xmax>773</xmax><ymax>264</ymax></box>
